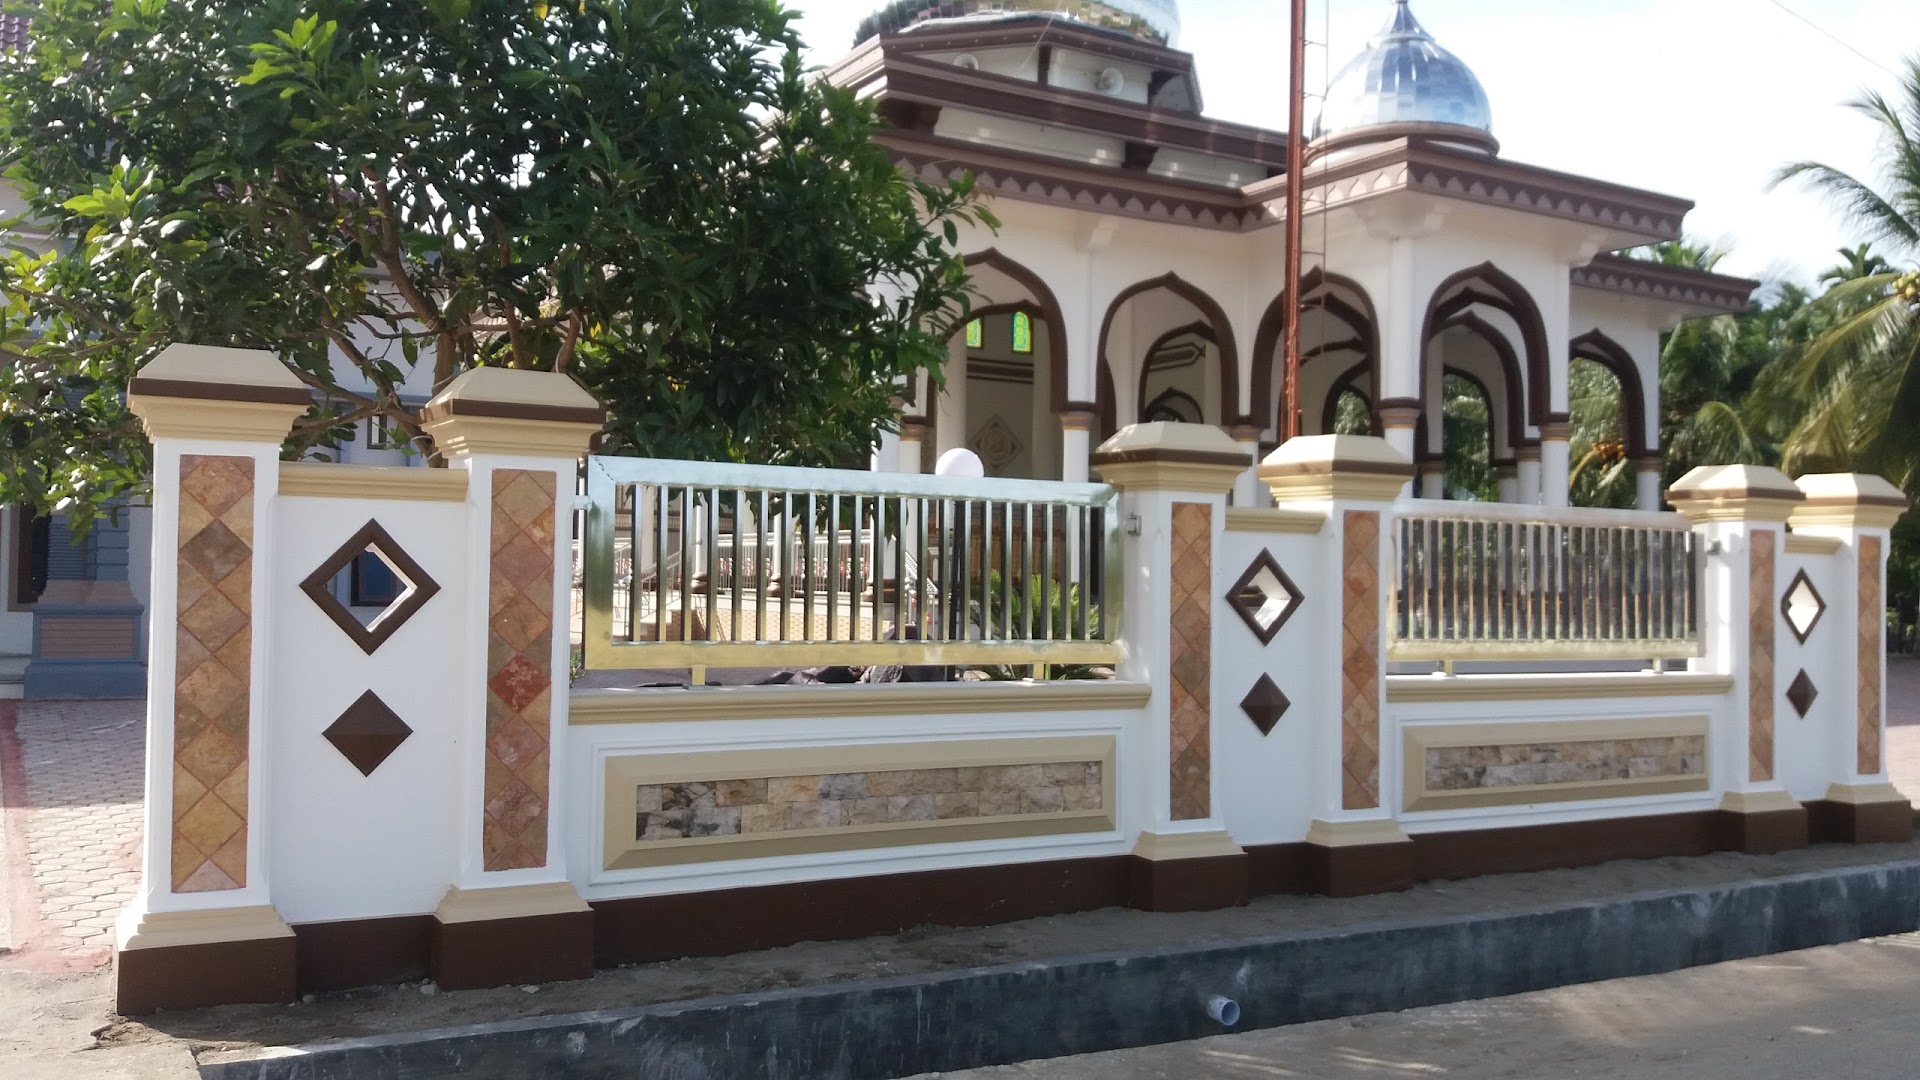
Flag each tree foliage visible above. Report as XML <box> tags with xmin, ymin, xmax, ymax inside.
<box><xmin>0</xmin><ymin>0</ymin><xmax>989</xmax><ymax>526</ymax></box>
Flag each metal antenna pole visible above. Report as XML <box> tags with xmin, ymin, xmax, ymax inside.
<box><xmin>1281</xmin><ymin>0</ymin><xmax>1308</xmax><ymax>441</ymax></box>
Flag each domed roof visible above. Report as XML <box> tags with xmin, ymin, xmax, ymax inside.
<box><xmin>1314</xmin><ymin>0</ymin><xmax>1493</xmax><ymax>149</ymax></box>
<box><xmin>854</xmin><ymin>0</ymin><xmax>1180</xmax><ymax>48</ymax></box>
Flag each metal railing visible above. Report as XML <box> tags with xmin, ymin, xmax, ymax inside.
<box><xmin>1392</xmin><ymin>501</ymin><xmax>1702</xmax><ymax>661</ymax></box>
<box><xmin>580</xmin><ymin>457</ymin><xmax>1122</xmax><ymax>672</ymax></box>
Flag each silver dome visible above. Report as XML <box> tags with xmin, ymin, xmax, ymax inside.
<box><xmin>1314</xmin><ymin>0</ymin><xmax>1492</xmax><ymax>144</ymax></box>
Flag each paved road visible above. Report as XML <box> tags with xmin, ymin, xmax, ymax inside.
<box><xmin>920</xmin><ymin>933</ymin><xmax>1920</xmax><ymax>1080</ymax></box>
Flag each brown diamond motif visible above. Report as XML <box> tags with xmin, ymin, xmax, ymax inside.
<box><xmin>322</xmin><ymin>690</ymin><xmax>414</xmax><ymax>776</ymax></box>
<box><xmin>1240</xmin><ymin>674</ymin><xmax>1291</xmax><ymax>736</ymax></box>
<box><xmin>1781</xmin><ymin>568</ymin><xmax>1825</xmax><ymax>644</ymax></box>
<box><xmin>299</xmin><ymin>519</ymin><xmax>442</xmax><ymax>654</ymax></box>
<box><xmin>1226</xmin><ymin>549</ymin><xmax>1303</xmax><ymax>646</ymax></box>
<box><xmin>1786</xmin><ymin>669</ymin><xmax>1818</xmax><ymax>718</ymax></box>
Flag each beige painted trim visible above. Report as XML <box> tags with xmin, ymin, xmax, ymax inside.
<box><xmin>602</xmin><ymin>735</ymin><xmax>1116</xmax><ymax>870</ymax></box>
<box><xmin>1823</xmin><ymin>781</ymin><xmax>1909</xmax><ymax>806</ymax></box>
<box><xmin>1784</xmin><ymin>533</ymin><xmax>1844</xmax><ymax>556</ymax></box>
<box><xmin>1718</xmin><ymin>788</ymin><xmax>1800</xmax><ymax>815</ymax></box>
<box><xmin>571</xmin><ymin>680</ymin><xmax>1151</xmax><ymax>725</ymax></box>
<box><xmin>1091</xmin><ymin>460</ymin><xmax>1241</xmax><ymax>493</ymax></box>
<box><xmin>1263</xmin><ymin>474</ymin><xmax>1409</xmax><ymax>504</ymax></box>
<box><xmin>1305</xmin><ymin>818</ymin><xmax>1411</xmax><ymax>847</ymax></box>
<box><xmin>1389</xmin><ymin>638</ymin><xmax>1704</xmax><ymax>662</ymax></box>
<box><xmin>1401</xmin><ymin>715</ymin><xmax>1709</xmax><ymax>813</ymax></box>
<box><xmin>422</xmin><ymin>414</ymin><xmax>600</xmax><ymax>460</ymax></box>
<box><xmin>1386</xmin><ymin>672</ymin><xmax>1734</xmax><ymax>703</ymax></box>
<box><xmin>279</xmin><ymin>462</ymin><xmax>470</xmax><ymax>502</ymax></box>
<box><xmin>126</xmin><ymin>396</ymin><xmax>305</xmax><ymax>443</ymax></box>
<box><xmin>1131</xmin><ymin>829</ymin><xmax>1243</xmax><ymax>861</ymax></box>
<box><xmin>1224</xmin><ymin>507</ymin><xmax>1327</xmax><ymax>535</ymax></box>
<box><xmin>116</xmin><ymin>904</ymin><xmax>293</xmax><ymax>952</ymax></box>
<box><xmin>433</xmin><ymin>882</ymin><xmax>590</xmax><ymax>925</ymax></box>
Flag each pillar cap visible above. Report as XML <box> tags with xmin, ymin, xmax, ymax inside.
<box><xmin>1259</xmin><ymin>434</ymin><xmax>1411</xmax><ymax>504</ymax></box>
<box><xmin>420</xmin><ymin>368</ymin><xmax>607</xmax><ymax>459</ymax></box>
<box><xmin>1089</xmin><ymin>422</ymin><xmax>1247</xmax><ymax>494</ymax></box>
<box><xmin>1789</xmin><ymin>473</ymin><xmax>1908</xmax><ymax>530</ymax></box>
<box><xmin>1667</xmin><ymin>464</ymin><xmax>1803</xmax><ymax>523</ymax></box>
<box><xmin>126</xmin><ymin>344</ymin><xmax>309</xmax><ymax>442</ymax></box>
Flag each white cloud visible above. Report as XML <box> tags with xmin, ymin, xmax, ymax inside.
<box><xmin>792</xmin><ymin>0</ymin><xmax>1917</xmax><ymax>283</ymax></box>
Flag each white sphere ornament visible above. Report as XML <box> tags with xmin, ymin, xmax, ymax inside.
<box><xmin>935</xmin><ymin>448</ymin><xmax>985</xmax><ymax>478</ymax></box>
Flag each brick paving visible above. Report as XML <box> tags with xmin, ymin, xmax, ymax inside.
<box><xmin>0</xmin><ymin>699</ymin><xmax>145</xmax><ymax>972</ymax></box>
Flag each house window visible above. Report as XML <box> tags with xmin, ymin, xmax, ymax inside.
<box><xmin>350</xmin><ymin>551</ymin><xmax>400</xmax><ymax>608</ymax></box>
<box><xmin>965</xmin><ymin>319</ymin><xmax>983</xmax><ymax>349</ymax></box>
<box><xmin>366</xmin><ymin>413</ymin><xmax>392</xmax><ymax>450</ymax></box>
<box><xmin>1011</xmin><ymin>311</ymin><xmax>1033</xmax><ymax>354</ymax></box>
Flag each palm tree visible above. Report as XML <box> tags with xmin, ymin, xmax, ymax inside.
<box><xmin>1771</xmin><ymin>59</ymin><xmax>1920</xmax><ymax>484</ymax></box>
<box><xmin>1820</xmin><ymin>243</ymin><xmax>1893</xmax><ymax>288</ymax></box>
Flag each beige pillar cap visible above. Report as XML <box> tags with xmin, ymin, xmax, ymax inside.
<box><xmin>1666</xmin><ymin>464</ymin><xmax>1803</xmax><ymax>523</ymax></box>
<box><xmin>1790</xmin><ymin>473</ymin><xmax>1909</xmax><ymax>530</ymax></box>
<box><xmin>126</xmin><ymin>343</ymin><xmax>309</xmax><ymax>442</ymax></box>
<box><xmin>1258</xmin><ymin>434</ymin><xmax>1412</xmax><ymax>504</ymax></box>
<box><xmin>420</xmin><ymin>367</ymin><xmax>607</xmax><ymax>459</ymax></box>
<box><xmin>1089</xmin><ymin>422</ymin><xmax>1248</xmax><ymax>493</ymax></box>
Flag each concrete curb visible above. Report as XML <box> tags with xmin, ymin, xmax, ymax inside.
<box><xmin>200</xmin><ymin>859</ymin><xmax>1920</xmax><ymax>1080</ymax></box>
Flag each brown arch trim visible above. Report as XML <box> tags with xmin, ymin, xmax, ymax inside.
<box><xmin>1320</xmin><ymin>359</ymin><xmax>1374</xmax><ymax>436</ymax></box>
<box><xmin>963</xmin><ymin>249</ymin><xmax>1071</xmax><ymax>414</ymax></box>
<box><xmin>1420</xmin><ymin>263</ymin><xmax>1550</xmax><ymax>431</ymax></box>
<box><xmin>1097</xmin><ymin>273</ymin><xmax>1242</xmax><ymax>426</ymax></box>
<box><xmin>1251</xmin><ymin>268</ymin><xmax>1380</xmax><ymax>434</ymax></box>
<box><xmin>1435</xmin><ymin>312</ymin><xmax>1528</xmax><ymax>455</ymax></box>
<box><xmin>1134</xmin><ymin>321</ymin><xmax>1219</xmax><ymax>422</ymax></box>
<box><xmin>1569</xmin><ymin>329</ymin><xmax>1651</xmax><ymax>459</ymax></box>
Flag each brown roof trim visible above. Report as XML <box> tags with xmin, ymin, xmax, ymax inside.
<box><xmin>1088</xmin><ymin>447</ymin><xmax>1250</xmax><ymax>469</ymax></box>
<box><xmin>1311</xmin><ymin>121</ymin><xmax>1499</xmax><ymax>159</ymax></box>
<box><xmin>127</xmin><ymin>377</ymin><xmax>313</xmax><ymax>407</ymax></box>
<box><xmin>417</xmin><ymin>399</ymin><xmax>607</xmax><ymax>426</ymax></box>
<box><xmin>1800</xmin><ymin>493</ymin><xmax>1911</xmax><ymax>509</ymax></box>
<box><xmin>1572</xmin><ymin>254</ymin><xmax>1760</xmax><ymax>313</ymax></box>
<box><xmin>1262</xmin><ymin>458</ymin><xmax>1414</xmax><ymax>480</ymax></box>
<box><xmin>876</xmin><ymin>17</ymin><xmax>1199</xmax><ymax>74</ymax></box>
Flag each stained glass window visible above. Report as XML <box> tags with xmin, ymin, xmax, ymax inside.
<box><xmin>1011</xmin><ymin>311</ymin><xmax>1033</xmax><ymax>354</ymax></box>
<box><xmin>963</xmin><ymin>319</ymin><xmax>982</xmax><ymax>349</ymax></box>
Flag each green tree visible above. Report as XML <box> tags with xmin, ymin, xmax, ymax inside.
<box><xmin>1568</xmin><ymin>358</ymin><xmax>1633</xmax><ymax>509</ymax></box>
<box><xmin>0</xmin><ymin>0</ymin><xmax>989</xmax><ymax>527</ymax></box>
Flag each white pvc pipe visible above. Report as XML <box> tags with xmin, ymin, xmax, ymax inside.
<box><xmin>1206</xmin><ymin>995</ymin><xmax>1241</xmax><ymax>1026</ymax></box>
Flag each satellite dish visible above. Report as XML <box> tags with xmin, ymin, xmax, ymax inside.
<box><xmin>952</xmin><ymin>53</ymin><xmax>980</xmax><ymax>70</ymax></box>
<box><xmin>1095</xmin><ymin>67</ymin><xmax>1125</xmax><ymax>95</ymax></box>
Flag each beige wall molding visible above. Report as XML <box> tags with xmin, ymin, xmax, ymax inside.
<box><xmin>1259</xmin><ymin>434</ymin><xmax>1412</xmax><ymax>504</ymax></box>
<box><xmin>1401</xmin><ymin>715</ymin><xmax>1710</xmax><ymax>813</ymax></box>
<box><xmin>279</xmin><ymin>462</ymin><xmax>470</xmax><ymax>502</ymax></box>
<box><xmin>1305</xmin><ymin>817</ymin><xmax>1411</xmax><ymax>848</ymax></box>
<box><xmin>421</xmin><ymin>367</ymin><xmax>606</xmax><ymax>459</ymax></box>
<box><xmin>1131</xmin><ymin>829</ymin><xmax>1243</xmax><ymax>861</ymax></box>
<box><xmin>571</xmin><ymin>680</ymin><xmax>1151</xmax><ymax>725</ymax></box>
<box><xmin>433</xmin><ymin>882</ymin><xmax>590</xmax><ymax>925</ymax></box>
<box><xmin>1386</xmin><ymin>672</ymin><xmax>1734</xmax><ymax>703</ymax></box>
<box><xmin>1223</xmin><ymin>507</ymin><xmax>1327</xmax><ymax>535</ymax></box>
<box><xmin>1784</xmin><ymin>533</ymin><xmax>1844</xmax><ymax>555</ymax></box>
<box><xmin>1718</xmin><ymin>789</ymin><xmax>1800</xmax><ymax>815</ymax></box>
<box><xmin>117</xmin><ymin>904</ymin><xmax>293</xmax><ymax>952</ymax></box>
<box><xmin>1823</xmin><ymin>782</ymin><xmax>1908</xmax><ymax>806</ymax></box>
<box><xmin>1088</xmin><ymin>422</ymin><xmax>1247</xmax><ymax>493</ymax></box>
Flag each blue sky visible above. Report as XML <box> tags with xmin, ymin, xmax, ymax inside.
<box><xmin>791</xmin><ymin>0</ymin><xmax>1916</xmax><ymax>285</ymax></box>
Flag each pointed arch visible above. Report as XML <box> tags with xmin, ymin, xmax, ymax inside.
<box><xmin>1320</xmin><ymin>359</ymin><xmax>1373</xmax><ymax>436</ymax></box>
<box><xmin>963</xmin><ymin>249</ymin><xmax>1073</xmax><ymax>415</ymax></box>
<box><xmin>1420</xmin><ymin>262</ymin><xmax>1551</xmax><ymax>431</ymax></box>
<box><xmin>1251</xmin><ymin>268</ymin><xmax>1380</xmax><ymax>434</ymax></box>
<box><xmin>1437</xmin><ymin>311</ymin><xmax>1528</xmax><ymax>458</ymax></box>
<box><xmin>1097</xmin><ymin>273</ymin><xmax>1241</xmax><ymax>425</ymax></box>
<box><xmin>1569</xmin><ymin>329</ymin><xmax>1650</xmax><ymax>458</ymax></box>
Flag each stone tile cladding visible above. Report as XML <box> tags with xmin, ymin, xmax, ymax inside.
<box><xmin>171</xmin><ymin>455</ymin><xmax>255</xmax><ymax>893</ymax></box>
<box><xmin>484</xmin><ymin>469</ymin><xmax>558</xmax><ymax>871</ymax></box>
<box><xmin>1748</xmin><ymin>529</ymin><xmax>1775</xmax><ymax>783</ymax></box>
<box><xmin>1167</xmin><ymin>502</ymin><xmax>1212</xmax><ymax>821</ymax></box>
<box><xmin>1860</xmin><ymin>535</ymin><xmax>1884</xmax><ymax>775</ymax></box>
<box><xmin>1341</xmin><ymin>510</ymin><xmax>1382</xmax><ymax>810</ymax></box>
<box><xmin>1427</xmin><ymin>735</ymin><xmax>1706</xmax><ymax>791</ymax></box>
<box><xmin>633</xmin><ymin>763</ymin><xmax>1104</xmax><ymax>841</ymax></box>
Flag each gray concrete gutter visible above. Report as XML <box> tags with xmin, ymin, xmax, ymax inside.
<box><xmin>199</xmin><ymin>859</ymin><xmax>1920</xmax><ymax>1080</ymax></box>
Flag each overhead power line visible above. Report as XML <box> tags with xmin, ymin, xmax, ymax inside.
<box><xmin>1761</xmin><ymin>0</ymin><xmax>1901</xmax><ymax>80</ymax></box>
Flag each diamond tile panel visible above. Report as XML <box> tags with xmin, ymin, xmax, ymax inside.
<box><xmin>172</xmin><ymin>454</ymin><xmax>254</xmax><ymax>893</ymax></box>
<box><xmin>1860</xmin><ymin>535</ymin><xmax>1883</xmax><ymax>774</ymax></box>
<box><xmin>1781</xmin><ymin>568</ymin><xmax>1825</xmax><ymax>644</ymax></box>
<box><xmin>1786</xmin><ymin>669</ymin><xmax>1818</xmax><ymax>719</ymax></box>
<box><xmin>1240</xmin><ymin>674</ymin><xmax>1291</xmax><ymax>736</ymax></box>
<box><xmin>299</xmin><ymin>519</ymin><xmax>441</xmax><ymax>654</ymax></box>
<box><xmin>1226</xmin><ymin>549</ymin><xmax>1303</xmax><ymax>646</ymax></box>
<box><xmin>1167</xmin><ymin>502</ymin><xmax>1212</xmax><ymax>821</ymax></box>
<box><xmin>485</xmin><ymin>469</ymin><xmax>558</xmax><ymax>870</ymax></box>
<box><xmin>323</xmin><ymin>690</ymin><xmax>415</xmax><ymax>776</ymax></box>
<box><xmin>1748</xmin><ymin>529</ymin><xmax>1775</xmax><ymax>783</ymax></box>
<box><xmin>1341</xmin><ymin>510</ymin><xmax>1381</xmax><ymax>810</ymax></box>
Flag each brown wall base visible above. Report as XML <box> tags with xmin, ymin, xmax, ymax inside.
<box><xmin>293</xmin><ymin>915</ymin><xmax>433</xmax><ymax>992</ymax></box>
<box><xmin>115</xmin><ymin>935</ymin><xmax>296</xmax><ymax>1015</ymax></box>
<box><xmin>431</xmin><ymin>910</ymin><xmax>595</xmax><ymax>991</ymax></box>
<box><xmin>1717</xmin><ymin>806</ymin><xmax>1809</xmax><ymax>855</ymax></box>
<box><xmin>1128</xmin><ymin>853</ymin><xmax>1249</xmax><ymax>912</ymax></box>
<box><xmin>1304</xmin><ymin>840</ymin><xmax>1415</xmax><ymax>898</ymax></box>
<box><xmin>1411</xmin><ymin>811</ymin><xmax>1723</xmax><ymax>882</ymax></box>
<box><xmin>1806</xmin><ymin>798</ymin><xmax>1916</xmax><ymax>845</ymax></box>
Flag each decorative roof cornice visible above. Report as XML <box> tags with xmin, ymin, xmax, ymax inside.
<box><xmin>1571</xmin><ymin>253</ymin><xmax>1759</xmax><ymax>313</ymax></box>
<box><xmin>866</xmin><ymin>15</ymin><xmax>1198</xmax><ymax>72</ymax></box>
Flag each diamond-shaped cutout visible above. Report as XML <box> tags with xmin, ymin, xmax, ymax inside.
<box><xmin>1241</xmin><ymin>674</ymin><xmax>1291</xmax><ymax>736</ymax></box>
<box><xmin>1781</xmin><ymin>568</ymin><xmax>1826</xmax><ymax>644</ymax></box>
<box><xmin>1786</xmin><ymin>669</ymin><xmax>1818</xmax><ymax>718</ymax></box>
<box><xmin>299</xmin><ymin>519</ymin><xmax>442</xmax><ymax>654</ymax></box>
<box><xmin>321</xmin><ymin>690</ymin><xmax>413</xmax><ymax>776</ymax></box>
<box><xmin>1226</xmin><ymin>549</ymin><xmax>1303</xmax><ymax>646</ymax></box>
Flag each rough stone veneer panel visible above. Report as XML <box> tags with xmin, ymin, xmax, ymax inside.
<box><xmin>171</xmin><ymin>454</ymin><xmax>255</xmax><ymax>893</ymax></box>
<box><xmin>1341</xmin><ymin>510</ymin><xmax>1381</xmax><ymax>810</ymax></box>
<box><xmin>634</xmin><ymin>763</ymin><xmax>1105</xmax><ymax>841</ymax></box>
<box><xmin>1859</xmin><ymin>534</ymin><xmax>1884</xmax><ymax>774</ymax></box>
<box><xmin>1426</xmin><ymin>735</ymin><xmax>1706</xmax><ymax>791</ymax></box>
<box><xmin>484</xmin><ymin>469</ymin><xmax>558</xmax><ymax>871</ymax></box>
<box><xmin>1748</xmin><ymin>529</ymin><xmax>1775</xmax><ymax>783</ymax></box>
<box><xmin>1167</xmin><ymin>502</ymin><xmax>1212</xmax><ymax>821</ymax></box>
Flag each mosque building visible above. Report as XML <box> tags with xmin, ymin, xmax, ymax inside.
<box><xmin>830</xmin><ymin>0</ymin><xmax>1757</xmax><ymax>509</ymax></box>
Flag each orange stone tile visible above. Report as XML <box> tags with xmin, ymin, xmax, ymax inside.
<box><xmin>1748</xmin><ymin>530</ymin><xmax>1775</xmax><ymax>782</ymax></box>
<box><xmin>1341</xmin><ymin>511</ymin><xmax>1381</xmax><ymax>810</ymax></box>
<box><xmin>1167</xmin><ymin>502</ymin><xmax>1212</xmax><ymax>821</ymax></box>
<box><xmin>1861</xmin><ymin>536</ymin><xmax>1884</xmax><ymax>774</ymax></box>
<box><xmin>483</xmin><ymin>469</ymin><xmax>559</xmax><ymax>870</ymax></box>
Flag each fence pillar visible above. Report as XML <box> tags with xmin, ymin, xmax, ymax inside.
<box><xmin>1091</xmin><ymin>422</ymin><xmax>1251</xmax><ymax>911</ymax></box>
<box><xmin>116</xmin><ymin>345</ymin><xmax>309</xmax><ymax>1013</ymax></box>
<box><xmin>1669</xmin><ymin>465</ymin><xmax>1809</xmax><ymax>854</ymax></box>
<box><xmin>1791</xmin><ymin>474</ymin><xmax>1913</xmax><ymax>843</ymax></box>
<box><xmin>419</xmin><ymin>368</ymin><xmax>605</xmax><ymax>990</ymax></box>
<box><xmin>1261</xmin><ymin>435</ymin><xmax>1416</xmax><ymax>896</ymax></box>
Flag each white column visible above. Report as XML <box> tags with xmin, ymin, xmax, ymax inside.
<box><xmin>1060</xmin><ymin>410</ymin><xmax>1093</xmax><ymax>483</ymax></box>
<box><xmin>934</xmin><ymin>334</ymin><xmax>968</xmax><ymax>458</ymax></box>
<box><xmin>1540</xmin><ymin>418</ymin><xmax>1572</xmax><ymax>507</ymax></box>
<box><xmin>1635</xmin><ymin>459</ymin><xmax>1662</xmax><ymax>512</ymax></box>
<box><xmin>1516</xmin><ymin>447</ymin><xmax>1543</xmax><ymax>505</ymax></box>
<box><xmin>1230</xmin><ymin>424</ymin><xmax>1263</xmax><ymax>506</ymax></box>
<box><xmin>897</xmin><ymin>418</ymin><xmax>928</xmax><ymax>475</ymax></box>
<box><xmin>1419</xmin><ymin>469</ymin><xmax>1445</xmax><ymax>500</ymax></box>
<box><xmin>1495</xmin><ymin>463</ymin><xmax>1519</xmax><ymax>504</ymax></box>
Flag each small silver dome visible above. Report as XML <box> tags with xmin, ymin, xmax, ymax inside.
<box><xmin>1314</xmin><ymin>0</ymin><xmax>1493</xmax><ymax>146</ymax></box>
